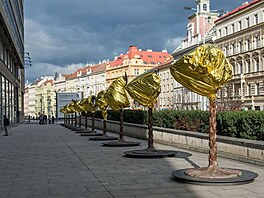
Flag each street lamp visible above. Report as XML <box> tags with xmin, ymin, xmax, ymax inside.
<box><xmin>23</xmin><ymin>52</ymin><xmax>32</xmax><ymax>67</ymax></box>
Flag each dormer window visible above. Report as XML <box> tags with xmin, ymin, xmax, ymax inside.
<box><xmin>203</xmin><ymin>4</ymin><xmax>207</xmax><ymax>11</ymax></box>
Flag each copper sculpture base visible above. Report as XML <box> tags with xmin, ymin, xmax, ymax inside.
<box><xmin>172</xmin><ymin>168</ymin><xmax>258</xmax><ymax>185</ymax></box>
<box><xmin>124</xmin><ymin>149</ymin><xmax>176</xmax><ymax>158</ymax></box>
<box><xmin>102</xmin><ymin>140</ymin><xmax>140</xmax><ymax>147</ymax></box>
<box><xmin>89</xmin><ymin>136</ymin><xmax>118</xmax><ymax>141</ymax></box>
<box><xmin>185</xmin><ymin>167</ymin><xmax>241</xmax><ymax>179</ymax></box>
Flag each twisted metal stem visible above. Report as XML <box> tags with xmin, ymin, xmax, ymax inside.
<box><xmin>85</xmin><ymin>112</ymin><xmax>88</xmax><ymax>129</ymax></box>
<box><xmin>74</xmin><ymin>112</ymin><xmax>77</xmax><ymax>126</ymax></box>
<box><xmin>92</xmin><ymin>113</ymin><xmax>95</xmax><ymax>132</ymax></box>
<box><xmin>119</xmin><ymin>108</ymin><xmax>124</xmax><ymax>142</ymax></box>
<box><xmin>103</xmin><ymin>119</ymin><xmax>107</xmax><ymax>136</ymax></box>
<box><xmin>79</xmin><ymin>113</ymin><xmax>81</xmax><ymax>127</ymax></box>
<box><xmin>209</xmin><ymin>100</ymin><xmax>218</xmax><ymax>168</ymax></box>
<box><xmin>147</xmin><ymin>107</ymin><xmax>155</xmax><ymax>151</ymax></box>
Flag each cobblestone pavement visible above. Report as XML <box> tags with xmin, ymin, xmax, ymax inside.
<box><xmin>0</xmin><ymin>122</ymin><xmax>263</xmax><ymax>198</ymax></box>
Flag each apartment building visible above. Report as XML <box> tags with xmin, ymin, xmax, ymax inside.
<box><xmin>214</xmin><ymin>0</ymin><xmax>264</xmax><ymax>110</ymax></box>
<box><xmin>86</xmin><ymin>62</ymin><xmax>107</xmax><ymax>97</ymax></box>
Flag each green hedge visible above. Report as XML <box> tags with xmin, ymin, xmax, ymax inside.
<box><xmin>90</xmin><ymin>109</ymin><xmax>264</xmax><ymax>141</ymax></box>
<box><xmin>89</xmin><ymin>109</ymin><xmax>147</xmax><ymax>125</ymax></box>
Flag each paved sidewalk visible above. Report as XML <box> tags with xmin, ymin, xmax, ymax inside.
<box><xmin>0</xmin><ymin>123</ymin><xmax>263</xmax><ymax>198</ymax></box>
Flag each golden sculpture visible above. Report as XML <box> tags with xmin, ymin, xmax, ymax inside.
<box><xmin>126</xmin><ymin>69</ymin><xmax>161</xmax><ymax>151</ymax></box>
<box><xmin>170</xmin><ymin>44</ymin><xmax>240</xmax><ymax>179</ymax></box>
<box><xmin>79</xmin><ymin>96</ymin><xmax>97</xmax><ymax>113</ymax></box>
<box><xmin>96</xmin><ymin>90</ymin><xmax>108</xmax><ymax>120</ymax></box>
<box><xmin>126</xmin><ymin>69</ymin><xmax>161</xmax><ymax>108</ymax></box>
<box><xmin>170</xmin><ymin>44</ymin><xmax>232</xmax><ymax>101</ymax></box>
<box><xmin>105</xmin><ymin>76</ymin><xmax>130</xmax><ymax>110</ymax></box>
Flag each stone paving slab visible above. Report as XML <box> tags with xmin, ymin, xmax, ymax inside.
<box><xmin>0</xmin><ymin>123</ymin><xmax>263</xmax><ymax>198</ymax></box>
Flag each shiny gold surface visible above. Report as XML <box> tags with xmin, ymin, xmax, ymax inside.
<box><xmin>96</xmin><ymin>90</ymin><xmax>108</xmax><ymax>120</ymax></box>
<box><xmin>170</xmin><ymin>44</ymin><xmax>232</xmax><ymax>100</ymax></box>
<box><xmin>126</xmin><ymin>69</ymin><xmax>161</xmax><ymax>108</ymax></box>
<box><xmin>105</xmin><ymin>76</ymin><xmax>130</xmax><ymax>111</ymax></box>
<box><xmin>79</xmin><ymin>96</ymin><xmax>97</xmax><ymax>113</ymax></box>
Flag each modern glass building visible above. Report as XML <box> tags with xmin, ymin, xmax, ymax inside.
<box><xmin>0</xmin><ymin>0</ymin><xmax>24</xmax><ymax>128</ymax></box>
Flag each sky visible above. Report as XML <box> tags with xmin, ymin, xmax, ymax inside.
<box><xmin>24</xmin><ymin>0</ymin><xmax>248</xmax><ymax>83</ymax></box>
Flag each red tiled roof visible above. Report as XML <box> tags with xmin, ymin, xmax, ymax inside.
<box><xmin>66</xmin><ymin>70</ymin><xmax>78</xmax><ymax>80</ymax></box>
<box><xmin>109</xmin><ymin>45</ymin><xmax>170</xmax><ymax>67</ymax></box>
<box><xmin>43</xmin><ymin>79</ymin><xmax>54</xmax><ymax>86</ymax></box>
<box><xmin>215</xmin><ymin>0</ymin><xmax>261</xmax><ymax>23</ymax></box>
<box><xmin>91</xmin><ymin>62</ymin><xmax>107</xmax><ymax>73</ymax></box>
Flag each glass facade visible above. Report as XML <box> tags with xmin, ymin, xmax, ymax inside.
<box><xmin>0</xmin><ymin>75</ymin><xmax>16</xmax><ymax>128</ymax></box>
<box><xmin>0</xmin><ymin>0</ymin><xmax>24</xmax><ymax>129</ymax></box>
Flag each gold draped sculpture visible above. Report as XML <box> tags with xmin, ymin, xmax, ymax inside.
<box><xmin>170</xmin><ymin>44</ymin><xmax>232</xmax><ymax>101</ymax></box>
<box><xmin>105</xmin><ymin>76</ymin><xmax>130</xmax><ymax>110</ymax></box>
<box><xmin>170</xmin><ymin>44</ymin><xmax>240</xmax><ymax>179</ymax></box>
<box><xmin>126</xmin><ymin>69</ymin><xmax>161</xmax><ymax>108</ymax></box>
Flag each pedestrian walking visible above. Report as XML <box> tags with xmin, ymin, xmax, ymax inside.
<box><xmin>52</xmin><ymin>116</ymin><xmax>55</xmax><ymax>124</ymax></box>
<box><xmin>3</xmin><ymin>115</ymin><xmax>10</xmax><ymax>136</ymax></box>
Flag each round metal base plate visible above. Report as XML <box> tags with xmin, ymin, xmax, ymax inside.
<box><xmin>80</xmin><ymin>132</ymin><xmax>103</xmax><ymax>136</ymax></box>
<box><xmin>171</xmin><ymin>168</ymin><xmax>258</xmax><ymax>185</ymax></box>
<box><xmin>124</xmin><ymin>149</ymin><xmax>177</xmax><ymax>158</ymax></box>
<box><xmin>102</xmin><ymin>141</ymin><xmax>140</xmax><ymax>147</ymax></box>
<box><xmin>89</xmin><ymin>136</ymin><xmax>118</xmax><ymax>141</ymax></box>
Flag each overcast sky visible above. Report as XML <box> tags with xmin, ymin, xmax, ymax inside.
<box><xmin>24</xmin><ymin>0</ymin><xmax>248</xmax><ymax>83</ymax></box>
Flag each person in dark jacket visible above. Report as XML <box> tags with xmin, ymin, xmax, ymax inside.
<box><xmin>3</xmin><ymin>115</ymin><xmax>10</xmax><ymax>136</ymax></box>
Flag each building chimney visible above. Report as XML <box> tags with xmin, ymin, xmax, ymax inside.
<box><xmin>242</xmin><ymin>1</ymin><xmax>249</xmax><ymax>6</ymax></box>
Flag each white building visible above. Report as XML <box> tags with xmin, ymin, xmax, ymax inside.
<box><xmin>214</xmin><ymin>0</ymin><xmax>264</xmax><ymax>110</ymax></box>
<box><xmin>87</xmin><ymin>62</ymin><xmax>107</xmax><ymax>97</ymax></box>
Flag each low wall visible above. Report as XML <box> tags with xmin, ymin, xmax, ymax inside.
<box><xmin>80</xmin><ymin>117</ymin><xmax>264</xmax><ymax>166</ymax></box>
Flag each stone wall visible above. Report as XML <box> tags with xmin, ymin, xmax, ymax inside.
<box><xmin>80</xmin><ymin>117</ymin><xmax>264</xmax><ymax>166</ymax></box>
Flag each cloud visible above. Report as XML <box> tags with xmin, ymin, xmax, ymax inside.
<box><xmin>25</xmin><ymin>62</ymin><xmax>86</xmax><ymax>83</ymax></box>
<box><xmin>24</xmin><ymin>0</ymin><xmax>249</xmax><ymax>82</ymax></box>
<box><xmin>164</xmin><ymin>37</ymin><xmax>185</xmax><ymax>53</ymax></box>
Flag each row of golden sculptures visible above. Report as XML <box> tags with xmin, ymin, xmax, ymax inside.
<box><xmin>60</xmin><ymin>45</ymin><xmax>246</xmax><ymax>180</ymax></box>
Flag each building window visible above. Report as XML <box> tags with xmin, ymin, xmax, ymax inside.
<box><xmin>254</xmin><ymin>14</ymin><xmax>258</xmax><ymax>25</ymax></box>
<box><xmin>246</xmin><ymin>17</ymin><xmax>250</xmax><ymax>28</ymax></box>
<box><xmin>225</xmin><ymin>27</ymin><xmax>228</xmax><ymax>36</ymax></box>
<box><xmin>233</xmin><ymin>65</ymin><xmax>236</xmax><ymax>75</ymax></box>
<box><xmin>247</xmin><ymin>39</ymin><xmax>251</xmax><ymax>50</ymax></box>
<box><xmin>254</xmin><ymin>59</ymin><xmax>259</xmax><ymax>72</ymax></box>
<box><xmin>255</xmin><ymin>35</ymin><xmax>260</xmax><ymax>48</ymax></box>
<box><xmin>238</xmin><ymin>21</ymin><xmax>242</xmax><ymax>31</ymax></box>
<box><xmin>246</xmin><ymin>60</ymin><xmax>251</xmax><ymax>73</ymax></box>
<box><xmin>218</xmin><ymin>29</ymin><xmax>221</xmax><ymax>37</ymax></box>
<box><xmin>203</xmin><ymin>4</ymin><xmax>207</xmax><ymax>11</ymax></box>
<box><xmin>239</xmin><ymin>41</ymin><xmax>243</xmax><ymax>52</ymax></box>
<box><xmin>134</xmin><ymin>69</ymin><xmax>139</xmax><ymax>75</ymax></box>
<box><xmin>231</xmin><ymin>44</ymin><xmax>235</xmax><ymax>55</ymax></box>
<box><xmin>247</xmin><ymin>84</ymin><xmax>251</xmax><ymax>96</ymax></box>
<box><xmin>255</xmin><ymin>83</ymin><xmax>260</xmax><ymax>95</ymax></box>
<box><xmin>231</xmin><ymin>24</ymin><xmax>234</xmax><ymax>33</ymax></box>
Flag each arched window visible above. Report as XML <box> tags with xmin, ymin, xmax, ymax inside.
<box><xmin>203</xmin><ymin>4</ymin><xmax>207</xmax><ymax>11</ymax></box>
